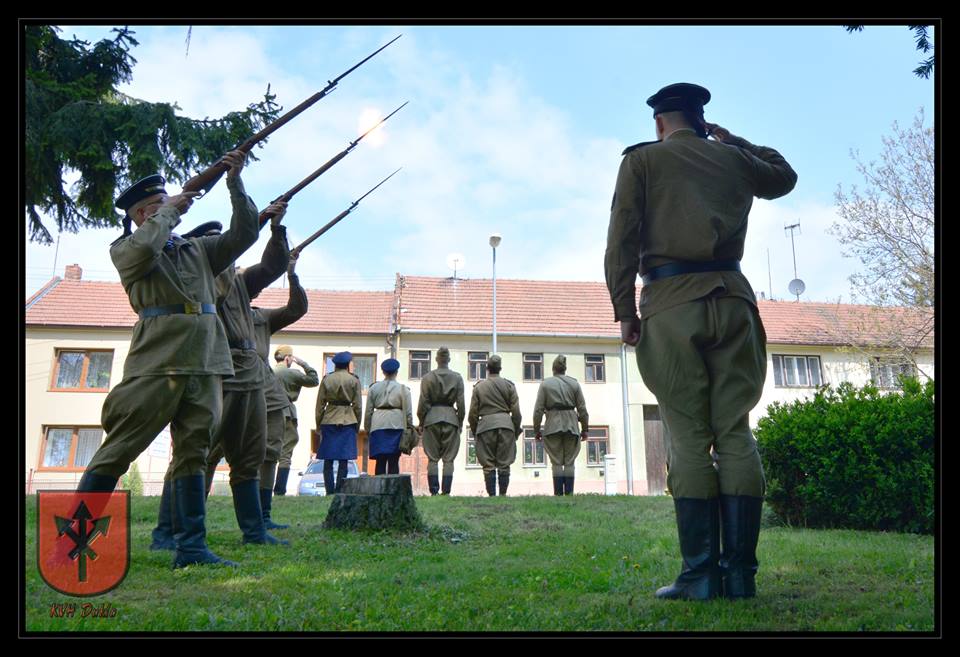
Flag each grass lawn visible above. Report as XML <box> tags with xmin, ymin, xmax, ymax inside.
<box><xmin>23</xmin><ymin>494</ymin><xmax>935</xmax><ymax>633</ymax></box>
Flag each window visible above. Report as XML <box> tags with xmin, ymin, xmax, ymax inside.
<box><xmin>323</xmin><ymin>353</ymin><xmax>377</xmax><ymax>393</ymax></box>
<box><xmin>522</xmin><ymin>427</ymin><xmax>545</xmax><ymax>466</ymax></box>
<box><xmin>870</xmin><ymin>358</ymin><xmax>917</xmax><ymax>389</ymax></box>
<box><xmin>39</xmin><ymin>427</ymin><xmax>103</xmax><ymax>470</ymax></box>
<box><xmin>586</xmin><ymin>427</ymin><xmax>609</xmax><ymax>466</ymax></box>
<box><xmin>468</xmin><ymin>352</ymin><xmax>489</xmax><ymax>381</ymax></box>
<box><xmin>585</xmin><ymin>354</ymin><xmax>606</xmax><ymax>383</ymax></box>
<box><xmin>465</xmin><ymin>429</ymin><xmax>480</xmax><ymax>468</ymax></box>
<box><xmin>51</xmin><ymin>350</ymin><xmax>113</xmax><ymax>391</ymax></box>
<box><xmin>523</xmin><ymin>353</ymin><xmax>543</xmax><ymax>381</ymax></box>
<box><xmin>409</xmin><ymin>351</ymin><xmax>431</xmax><ymax>380</ymax></box>
<box><xmin>772</xmin><ymin>355</ymin><xmax>823</xmax><ymax>388</ymax></box>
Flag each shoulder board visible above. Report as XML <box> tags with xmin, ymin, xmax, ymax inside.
<box><xmin>622</xmin><ymin>140</ymin><xmax>657</xmax><ymax>156</ymax></box>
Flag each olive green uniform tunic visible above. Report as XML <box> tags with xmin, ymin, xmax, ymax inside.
<box><xmin>251</xmin><ymin>271</ymin><xmax>308</xmax><ymax>489</ymax></box>
<box><xmin>205</xmin><ymin>225</ymin><xmax>289</xmax><ymax>485</ymax></box>
<box><xmin>468</xmin><ymin>375</ymin><xmax>522</xmax><ymax>474</ymax></box>
<box><xmin>316</xmin><ymin>369</ymin><xmax>363</xmax><ymax>429</ymax></box>
<box><xmin>275</xmin><ymin>357</ymin><xmax>319</xmax><ymax>468</ymax></box>
<box><xmin>417</xmin><ymin>366</ymin><xmax>466</xmax><ymax>476</ymax></box>
<box><xmin>605</xmin><ymin>128</ymin><xmax>797</xmax><ymax>498</ymax></box>
<box><xmin>84</xmin><ymin>176</ymin><xmax>259</xmax><ymax>480</ymax></box>
<box><xmin>532</xmin><ymin>374</ymin><xmax>589</xmax><ymax>475</ymax></box>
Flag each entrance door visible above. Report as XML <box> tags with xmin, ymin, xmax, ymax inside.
<box><xmin>643</xmin><ymin>405</ymin><xmax>668</xmax><ymax>495</ymax></box>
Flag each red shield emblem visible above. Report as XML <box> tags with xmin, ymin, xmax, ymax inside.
<box><xmin>37</xmin><ymin>491</ymin><xmax>130</xmax><ymax>597</ymax></box>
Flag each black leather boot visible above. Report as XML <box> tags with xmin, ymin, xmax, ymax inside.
<box><xmin>498</xmin><ymin>471</ymin><xmax>510</xmax><ymax>496</ymax></box>
<box><xmin>323</xmin><ymin>460</ymin><xmax>335</xmax><ymax>495</ymax></box>
<box><xmin>441</xmin><ymin>475</ymin><xmax>453</xmax><ymax>495</ymax></box>
<box><xmin>428</xmin><ymin>474</ymin><xmax>440</xmax><ymax>496</ymax></box>
<box><xmin>719</xmin><ymin>495</ymin><xmax>763</xmax><ymax>599</ymax></box>
<box><xmin>172</xmin><ymin>475</ymin><xmax>238</xmax><ymax>568</ymax></box>
<box><xmin>232</xmin><ymin>480</ymin><xmax>289</xmax><ymax>546</ymax></box>
<box><xmin>552</xmin><ymin>476</ymin><xmax>564</xmax><ymax>496</ymax></box>
<box><xmin>150</xmin><ymin>479</ymin><xmax>176</xmax><ymax>550</ymax></box>
<box><xmin>260</xmin><ymin>487</ymin><xmax>289</xmax><ymax>530</ymax></box>
<box><xmin>76</xmin><ymin>471</ymin><xmax>119</xmax><ymax>493</ymax></box>
<box><xmin>655</xmin><ymin>497</ymin><xmax>722</xmax><ymax>600</ymax></box>
<box><xmin>273</xmin><ymin>467</ymin><xmax>290</xmax><ymax>496</ymax></box>
<box><xmin>564</xmin><ymin>476</ymin><xmax>575</xmax><ymax>496</ymax></box>
<box><xmin>484</xmin><ymin>471</ymin><xmax>497</xmax><ymax>497</ymax></box>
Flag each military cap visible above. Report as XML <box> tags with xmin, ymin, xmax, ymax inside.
<box><xmin>646</xmin><ymin>83</ymin><xmax>711</xmax><ymax>117</ymax></box>
<box><xmin>116</xmin><ymin>175</ymin><xmax>167</xmax><ymax>213</ymax></box>
<box><xmin>487</xmin><ymin>354</ymin><xmax>502</xmax><ymax>368</ymax></box>
<box><xmin>552</xmin><ymin>355</ymin><xmax>567</xmax><ymax>370</ymax></box>
<box><xmin>275</xmin><ymin>345</ymin><xmax>293</xmax><ymax>359</ymax></box>
<box><xmin>332</xmin><ymin>351</ymin><xmax>353</xmax><ymax>366</ymax></box>
<box><xmin>437</xmin><ymin>346</ymin><xmax>451</xmax><ymax>359</ymax></box>
<box><xmin>181</xmin><ymin>221</ymin><xmax>223</xmax><ymax>239</ymax></box>
<box><xmin>381</xmin><ymin>358</ymin><xmax>400</xmax><ymax>374</ymax></box>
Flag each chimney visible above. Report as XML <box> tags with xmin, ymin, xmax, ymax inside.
<box><xmin>64</xmin><ymin>264</ymin><xmax>82</xmax><ymax>281</ymax></box>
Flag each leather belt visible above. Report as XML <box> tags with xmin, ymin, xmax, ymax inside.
<box><xmin>229</xmin><ymin>339</ymin><xmax>256</xmax><ymax>351</ymax></box>
<box><xmin>329</xmin><ymin>401</ymin><xmax>353</xmax><ymax>406</ymax></box>
<box><xmin>139</xmin><ymin>302</ymin><xmax>216</xmax><ymax>319</ymax></box>
<box><xmin>549</xmin><ymin>406</ymin><xmax>576</xmax><ymax>411</ymax></box>
<box><xmin>641</xmin><ymin>260</ymin><xmax>740</xmax><ymax>285</ymax></box>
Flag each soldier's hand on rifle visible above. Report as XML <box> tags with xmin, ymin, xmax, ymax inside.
<box><xmin>620</xmin><ymin>316</ymin><xmax>642</xmax><ymax>346</ymax></box>
<box><xmin>267</xmin><ymin>201</ymin><xmax>288</xmax><ymax>226</ymax></box>
<box><xmin>221</xmin><ymin>150</ymin><xmax>247</xmax><ymax>178</ymax></box>
<box><xmin>161</xmin><ymin>191</ymin><xmax>200</xmax><ymax>215</ymax></box>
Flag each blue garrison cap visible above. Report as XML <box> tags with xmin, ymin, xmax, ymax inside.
<box><xmin>116</xmin><ymin>175</ymin><xmax>167</xmax><ymax>213</ymax></box>
<box><xmin>332</xmin><ymin>351</ymin><xmax>353</xmax><ymax>366</ymax></box>
<box><xmin>381</xmin><ymin>358</ymin><xmax>400</xmax><ymax>374</ymax></box>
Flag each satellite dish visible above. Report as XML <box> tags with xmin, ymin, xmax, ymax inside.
<box><xmin>446</xmin><ymin>253</ymin><xmax>466</xmax><ymax>279</ymax></box>
<box><xmin>788</xmin><ymin>278</ymin><xmax>806</xmax><ymax>297</ymax></box>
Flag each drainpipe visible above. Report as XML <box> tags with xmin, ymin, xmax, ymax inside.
<box><xmin>620</xmin><ymin>343</ymin><xmax>635</xmax><ymax>495</ymax></box>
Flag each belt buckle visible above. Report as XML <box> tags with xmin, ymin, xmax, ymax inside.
<box><xmin>184</xmin><ymin>302</ymin><xmax>202</xmax><ymax>315</ymax></box>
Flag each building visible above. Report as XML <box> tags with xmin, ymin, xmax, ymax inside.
<box><xmin>24</xmin><ymin>265</ymin><xmax>934</xmax><ymax>496</ymax></box>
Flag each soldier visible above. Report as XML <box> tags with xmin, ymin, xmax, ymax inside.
<box><xmin>201</xmin><ymin>200</ymin><xmax>292</xmax><ymax>547</ymax></box>
<box><xmin>77</xmin><ymin>150</ymin><xmax>258</xmax><ymax>569</ymax></box>
<box><xmin>533</xmin><ymin>355</ymin><xmax>589</xmax><ymax>496</ymax></box>
<box><xmin>251</xmin><ymin>252</ymin><xmax>308</xmax><ymax>530</ymax></box>
<box><xmin>273</xmin><ymin>346</ymin><xmax>319</xmax><ymax>496</ymax></box>
<box><xmin>315</xmin><ymin>352</ymin><xmax>363</xmax><ymax>494</ymax></box>
<box><xmin>364</xmin><ymin>359</ymin><xmax>414</xmax><ymax>475</ymax></box>
<box><xmin>468</xmin><ymin>355</ymin><xmax>522</xmax><ymax>496</ymax></box>
<box><xmin>417</xmin><ymin>347</ymin><xmax>465</xmax><ymax>496</ymax></box>
<box><xmin>604</xmin><ymin>83</ymin><xmax>797</xmax><ymax>600</ymax></box>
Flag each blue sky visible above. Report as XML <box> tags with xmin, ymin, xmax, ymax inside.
<box><xmin>25</xmin><ymin>23</ymin><xmax>935</xmax><ymax>307</ymax></box>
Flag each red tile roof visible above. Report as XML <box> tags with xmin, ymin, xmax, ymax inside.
<box><xmin>24</xmin><ymin>274</ymin><xmax>934</xmax><ymax>350</ymax></box>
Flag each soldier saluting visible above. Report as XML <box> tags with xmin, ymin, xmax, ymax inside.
<box><xmin>468</xmin><ymin>355</ymin><xmax>522</xmax><ymax>496</ymax></box>
<box><xmin>77</xmin><ymin>150</ymin><xmax>258</xmax><ymax>569</ymax></box>
<box><xmin>533</xmin><ymin>355</ymin><xmax>589</xmax><ymax>496</ymax></box>
<box><xmin>605</xmin><ymin>83</ymin><xmax>797</xmax><ymax>600</ymax></box>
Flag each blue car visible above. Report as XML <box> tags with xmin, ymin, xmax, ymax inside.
<box><xmin>297</xmin><ymin>459</ymin><xmax>361</xmax><ymax>496</ymax></box>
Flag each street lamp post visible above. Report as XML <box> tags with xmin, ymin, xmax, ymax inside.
<box><xmin>489</xmin><ymin>233</ymin><xmax>501</xmax><ymax>354</ymax></box>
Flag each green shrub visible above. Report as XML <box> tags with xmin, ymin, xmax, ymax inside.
<box><xmin>756</xmin><ymin>377</ymin><xmax>934</xmax><ymax>534</ymax></box>
<box><xmin>120</xmin><ymin>462</ymin><xmax>144</xmax><ymax>496</ymax></box>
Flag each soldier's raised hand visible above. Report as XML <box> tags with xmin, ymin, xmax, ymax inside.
<box><xmin>221</xmin><ymin>149</ymin><xmax>247</xmax><ymax>178</ymax></box>
<box><xmin>267</xmin><ymin>201</ymin><xmax>288</xmax><ymax>226</ymax></box>
<box><xmin>161</xmin><ymin>191</ymin><xmax>200</xmax><ymax>215</ymax></box>
<box><xmin>704</xmin><ymin>122</ymin><xmax>739</xmax><ymax>145</ymax></box>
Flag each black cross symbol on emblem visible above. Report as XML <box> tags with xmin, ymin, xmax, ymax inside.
<box><xmin>54</xmin><ymin>501</ymin><xmax>111</xmax><ymax>582</ymax></box>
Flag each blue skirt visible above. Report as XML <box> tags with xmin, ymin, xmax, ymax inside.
<box><xmin>369</xmin><ymin>428</ymin><xmax>403</xmax><ymax>458</ymax></box>
<box><xmin>318</xmin><ymin>424</ymin><xmax>358</xmax><ymax>460</ymax></box>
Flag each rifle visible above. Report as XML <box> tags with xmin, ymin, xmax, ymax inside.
<box><xmin>291</xmin><ymin>168</ymin><xmax>402</xmax><ymax>257</ymax></box>
<box><xmin>182</xmin><ymin>34</ymin><xmax>401</xmax><ymax>198</ymax></box>
<box><xmin>258</xmin><ymin>102</ymin><xmax>407</xmax><ymax>226</ymax></box>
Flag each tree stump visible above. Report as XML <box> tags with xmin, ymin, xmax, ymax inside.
<box><xmin>323</xmin><ymin>474</ymin><xmax>424</xmax><ymax>531</ymax></box>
